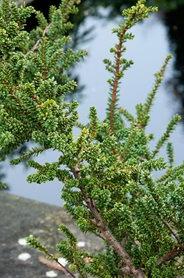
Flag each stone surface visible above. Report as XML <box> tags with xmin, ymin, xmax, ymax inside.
<box><xmin>0</xmin><ymin>192</ymin><xmax>102</xmax><ymax>277</ymax></box>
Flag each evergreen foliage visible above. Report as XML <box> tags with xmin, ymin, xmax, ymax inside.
<box><xmin>1</xmin><ymin>0</ymin><xmax>184</xmax><ymax>277</ymax></box>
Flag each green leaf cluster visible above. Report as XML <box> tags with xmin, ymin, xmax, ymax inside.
<box><xmin>1</xmin><ymin>0</ymin><xmax>184</xmax><ymax>277</ymax></box>
<box><xmin>0</xmin><ymin>0</ymin><xmax>86</xmax><ymax>159</ymax></box>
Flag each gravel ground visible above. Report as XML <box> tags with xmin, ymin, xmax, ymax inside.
<box><xmin>0</xmin><ymin>192</ymin><xmax>102</xmax><ymax>278</ymax></box>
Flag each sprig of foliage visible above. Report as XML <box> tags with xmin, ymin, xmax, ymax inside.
<box><xmin>167</xmin><ymin>142</ymin><xmax>174</xmax><ymax>167</ymax></box>
<box><xmin>105</xmin><ymin>1</ymin><xmax>157</xmax><ymax>133</ymax></box>
<box><xmin>0</xmin><ymin>0</ymin><xmax>86</xmax><ymax>160</ymax></box>
<box><xmin>1</xmin><ymin>0</ymin><xmax>184</xmax><ymax>277</ymax></box>
<box><xmin>27</xmin><ymin>234</ymin><xmax>76</xmax><ymax>277</ymax></box>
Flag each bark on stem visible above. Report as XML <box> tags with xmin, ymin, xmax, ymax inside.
<box><xmin>158</xmin><ymin>244</ymin><xmax>184</xmax><ymax>266</ymax></box>
<box><xmin>109</xmin><ymin>29</ymin><xmax>127</xmax><ymax>133</ymax></box>
<box><xmin>26</xmin><ymin>24</ymin><xmax>51</xmax><ymax>56</ymax></box>
<box><xmin>39</xmin><ymin>256</ymin><xmax>76</xmax><ymax>278</ymax></box>
<box><xmin>73</xmin><ymin>172</ymin><xmax>145</xmax><ymax>278</ymax></box>
<box><xmin>56</xmin><ymin>259</ymin><xmax>76</xmax><ymax>278</ymax></box>
<box><xmin>85</xmin><ymin>197</ymin><xmax>144</xmax><ymax>277</ymax></box>
<box><xmin>71</xmin><ymin>166</ymin><xmax>145</xmax><ymax>278</ymax></box>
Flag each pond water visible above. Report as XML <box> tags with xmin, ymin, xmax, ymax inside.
<box><xmin>6</xmin><ymin>10</ymin><xmax>184</xmax><ymax>206</ymax></box>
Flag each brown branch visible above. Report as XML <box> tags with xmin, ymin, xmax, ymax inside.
<box><xmin>157</xmin><ymin>244</ymin><xmax>184</xmax><ymax>266</ymax></box>
<box><xmin>145</xmin><ymin>177</ymin><xmax>181</xmax><ymax>244</ymax></box>
<box><xmin>109</xmin><ymin>29</ymin><xmax>127</xmax><ymax>133</ymax></box>
<box><xmin>73</xmin><ymin>167</ymin><xmax>144</xmax><ymax>277</ymax></box>
<box><xmin>162</xmin><ymin>220</ymin><xmax>180</xmax><ymax>243</ymax></box>
<box><xmin>70</xmin><ymin>166</ymin><xmax>145</xmax><ymax>278</ymax></box>
<box><xmin>86</xmin><ymin>198</ymin><xmax>144</xmax><ymax>277</ymax></box>
<box><xmin>39</xmin><ymin>256</ymin><xmax>76</xmax><ymax>278</ymax></box>
<box><xmin>26</xmin><ymin>24</ymin><xmax>51</xmax><ymax>56</ymax></box>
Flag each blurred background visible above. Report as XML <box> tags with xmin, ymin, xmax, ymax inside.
<box><xmin>2</xmin><ymin>0</ymin><xmax>184</xmax><ymax>206</ymax></box>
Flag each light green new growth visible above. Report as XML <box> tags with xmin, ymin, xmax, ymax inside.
<box><xmin>1</xmin><ymin>0</ymin><xmax>184</xmax><ymax>277</ymax></box>
<box><xmin>167</xmin><ymin>142</ymin><xmax>174</xmax><ymax>167</ymax></box>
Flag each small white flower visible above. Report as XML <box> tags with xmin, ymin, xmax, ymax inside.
<box><xmin>18</xmin><ymin>238</ymin><xmax>27</xmax><ymax>246</ymax></box>
<box><xmin>17</xmin><ymin>253</ymin><xmax>31</xmax><ymax>261</ymax></box>
<box><xmin>45</xmin><ymin>270</ymin><xmax>58</xmax><ymax>277</ymax></box>
<box><xmin>76</xmin><ymin>241</ymin><xmax>86</xmax><ymax>248</ymax></box>
<box><xmin>58</xmin><ymin>257</ymin><xmax>68</xmax><ymax>266</ymax></box>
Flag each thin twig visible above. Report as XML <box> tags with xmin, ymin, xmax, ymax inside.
<box><xmin>72</xmin><ymin>167</ymin><xmax>144</xmax><ymax>278</ymax></box>
<box><xmin>109</xmin><ymin>29</ymin><xmax>127</xmax><ymax>133</ymax></box>
<box><xmin>85</xmin><ymin>197</ymin><xmax>144</xmax><ymax>277</ymax></box>
<box><xmin>157</xmin><ymin>244</ymin><xmax>184</xmax><ymax>266</ymax></box>
<box><xmin>145</xmin><ymin>177</ymin><xmax>181</xmax><ymax>243</ymax></box>
<box><xmin>162</xmin><ymin>220</ymin><xmax>180</xmax><ymax>243</ymax></box>
<box><xmin>39</xmin><ymin>256</ymin><xmax>76</xmax><ymax>278</ymax></box>
<box><xmin>26</xmin><ymin>24</ymin><xmax>51</xmax><ymax>56</ymax></box>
